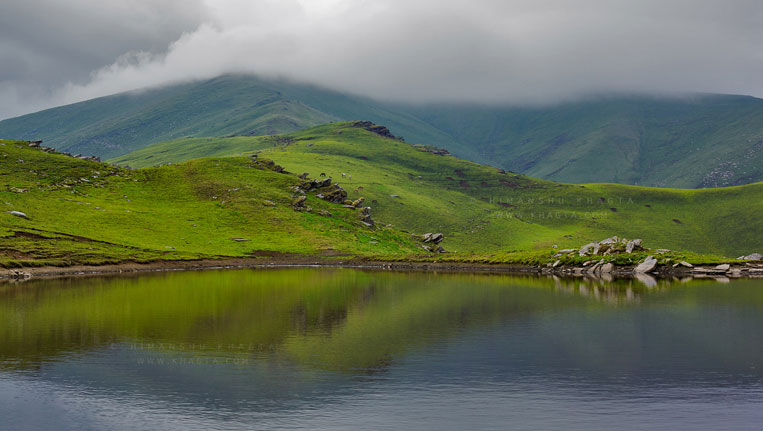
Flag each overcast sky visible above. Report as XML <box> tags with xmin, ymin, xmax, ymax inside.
<box><xmin>1</xmin><ymin>0</ymin><xmax>762</xmax><ymax>119</ymax></box>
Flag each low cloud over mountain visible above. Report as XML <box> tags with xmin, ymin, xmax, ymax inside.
<box><xmin>2</xmin><ymin>0</ymin><xmax>763</xmax><ymax>118</ymax></box>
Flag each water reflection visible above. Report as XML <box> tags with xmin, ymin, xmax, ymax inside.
<box><xmin>1</xmin><ymin>269</ymin><xmax>762</xmax><ymax>430</ymax></box>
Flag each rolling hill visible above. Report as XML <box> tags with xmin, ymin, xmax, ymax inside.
<box><xmin>2</xmin><ymin>75</ymin><xmax>763</xmax><ymax>188</ymax></box>
<box><xmin>112</xmin><ymin>122</ymin><xmax>763</xmax><ymax>258</ymax></box>
<box><xmin>0</xmin><ymin>135</ymin><xmax>422</xmax><ymax>267</ymax></box>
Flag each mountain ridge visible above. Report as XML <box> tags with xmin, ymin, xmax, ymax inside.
<box><xmin>1</xmin><ymin>75</ymin><xmax>762</xmax><ymax>188</ymax></box>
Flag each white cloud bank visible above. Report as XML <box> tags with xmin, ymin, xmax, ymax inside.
<box><xmin>2</xmin><ymin>0</ymin><xmax>763</xmax><ymax>118</ymax></box>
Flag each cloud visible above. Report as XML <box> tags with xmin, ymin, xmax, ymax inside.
<box><xmin>2</xmin><ymin>0</ymin><xmax>763</xmax><ymax>119</ymax></box>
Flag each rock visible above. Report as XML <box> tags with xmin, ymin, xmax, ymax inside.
<box><xmin>389</xmin><ymin>194</ymin><xmax>400</xmax><ymax>198</ymax></box>
<box><xmin>552</xmin><ymin>260</ymin><xmax>561</xmax><ymax>268</ymax></box>
<box><xmin>558</xmin><ymin>249</ymin><xmax>577</xmax><ymax>254</ymax></box>
<box><xmin>7</xmin><ymin>210</ymin><xmax>29</xmax><ymax>219</ymax></box>
<box><xmin>9</xmin><ymin>269</ymin><xmax>32</xmax><ymax>279</ymax></box>
<box><xmin>298</xmin><ymin>172</ymin><xmax>310</xmax><ymax>179</ymax></box>
<box><xmin>292</xmin><ymin>196</ymin><xmax>307</xmax><ymax>207</ymax></box>
<box><xmin>262</xmin><ymin>200</ymin><xmax>276</xmax><ymax>207</ymax></box>
<box><xmin>599</xmin><ymin>236</ymin><xmax>619</xmax><ymax>245</ymax></box>
<box><xmin>319</xmin><ymin>186</ymin><xmax>348</xmax><ymax>204</ymax></box>
<box><xmin>714</xmin><ymin>264</ymin><xmax>730</xmax><ymax>271</ymax></box>
<box><xmin>634</xmin><ymin>256</ymin><xmax>657</xmax><ymax>273</ymax></box>
<box><xmin>600</xmin><ymin>263</ymin><xmax>614</xmax><ymax>273</ymax></box>
<box><xmin>739</xmin><ymin>253</ymin><xmax>762</xmax><ymax>260</ymax></box>
<box><xmin>625</xmin><ymin>239</ymin><xmax>643</xmax><ymax>253</ymax></box>
<box><xmin>679</xmin><ymin>261</ymin><xmax>693</xmax><ymax>268</ymax></box>
<box><xmin>230</xmin><ymin>238</ymin><xmax>250</xmax><ymax>242</ymax></box>
<box><xmin>579</xmin><ymin>243</ymin><xmax>597</xmax><ymax>256</ymax></box>
<box><xmin>351</xmin><ymin>197</ymin><xmax>365</xmax><ymax>207</ymax></box>
<box><xmin>359</xmin><ymin>207</ymin><xmax>374</xmax><ymax>225</ymax></box>
<box><xmin>422</xmin><ymin>233</ymin><xmax>444</xmax><ymax>244</ymax></box>
<box><xmin>165</xmin><ymin>246</ymin><xmax>176</xmax><ymax>250</ymax></box>
<box><xmin>318</xmin><ymin>210</ymin><xmax>332</xmax><ymax>217</ymax></box>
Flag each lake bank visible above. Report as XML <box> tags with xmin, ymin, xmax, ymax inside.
<box><xmin>2</xmin><ymin>255</ymin><xmax>761</xmax><ymax>281</ymax></box>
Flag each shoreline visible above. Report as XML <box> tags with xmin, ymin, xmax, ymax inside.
<box><xmin>2</xmin><ymin>256</ymin><xmax>761</xmax><ymax>281</ymax></box>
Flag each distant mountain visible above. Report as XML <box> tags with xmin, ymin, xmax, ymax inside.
<box><xmin>1</xmin><ymin>75</ymin><xmax>762</xmax><ymax>187</ymax></box>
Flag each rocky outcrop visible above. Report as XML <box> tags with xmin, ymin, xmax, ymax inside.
<box><xmin>738</xmin><ymin>252</ymin><xmax>762</xmax><ymax>260</ymax></box>
<box><xmin>556</xmin><ymin>236</ymin><xmax>644</xmax><ymax>259</ymax></box>
<box><xmin>352</xmin><ymin>121</ymin><xmax>402</xmax><ymax>140</ymax></box>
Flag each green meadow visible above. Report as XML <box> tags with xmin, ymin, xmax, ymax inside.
<box><xmin>2</xmin><ymin>121</ymin><xmax>762</xmax><ymax>268</ymax></box>
<box><xmin>114</xmin><ymin>122</ymin><xmax>762</xmax><ymax>258</ymax></box>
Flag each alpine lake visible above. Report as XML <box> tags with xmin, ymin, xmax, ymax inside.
<box><xmin>1</xmin><ymin>268</ymin><xmax>762</xmax><ymax>430</ymax></box>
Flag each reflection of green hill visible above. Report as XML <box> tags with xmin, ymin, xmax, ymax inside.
<box><xmin>3</xmin><ymin>269</ymin><xmax>763</xmax><ymax>372</ymax></box>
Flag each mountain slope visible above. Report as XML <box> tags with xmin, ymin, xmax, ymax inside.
<box><xmin>0</xmin><ymin>138</ymin><xmax>420</xmax><ymax>267</ymax></box>
<box><xmin>403</xmin><ymin>95</ymin><xmax>763</xmax><ymax>188</ymax></box>
<box><xmin>111</xmin><ymin>122</ymin><xmax>763</xmax><ymax>258</ymax></box>
<box><xmin>1</xmin><ymin>75</ymin><xmax>763</xmax><ymax>187</ymax></box>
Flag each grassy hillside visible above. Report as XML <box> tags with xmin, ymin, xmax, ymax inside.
<box><xmin>0</xmin><ymin>138</ymin><xmax>422</xmax><ymax>267</ymax></box>
<box><xmin>3</xmin><ymin>75</ymin><xmax>762</xmax><ymax>187</ymax></box>
<box><xmin>112</xmin><ymin>122</ymin><xmax>763</xmax><ymax>258</ymax></box>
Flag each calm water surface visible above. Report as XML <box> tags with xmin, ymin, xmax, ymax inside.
<box><xmin>1</xmin><ymin>269</ymin><xmax>762</xmax><ymax>430</ymax></box>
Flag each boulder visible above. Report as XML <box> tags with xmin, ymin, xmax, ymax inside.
<box><xmin>600</xmin><ymin>263</ymin><xmax>614</xmax><ymax>273</ymax></box>
<box><xmin>714</xmin><ymin>264</ymin><xmax>730</xmax><ymax>271</ymax></box>
<box><xmin>634</xmin><ymin>256</ymin><xmax>657</xmax><ymax>273</ymax></box>
<box><xmin>739</xmin><ymin>253</ymin><xmax>762</xmax><ymax>260</ymax></box>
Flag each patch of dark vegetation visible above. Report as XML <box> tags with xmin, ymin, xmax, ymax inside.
<box><xmin>645</xmin><ymin>204</ymin><xmax>652</xmax><ymax>208</ymax></box>
<box><xmin>610</xmin><ymin>207</ymin><xmax>618</xmax><ymax>212</ymax></box>
<box><xmin>454</xmin><ymin>170</ymin><xmax>465</xmax><ymax>178</ymax></box>
<box><xmin>459</xmin><ymin>180</ymin><xmax>470</xmax><ymax>189</ymax></box>
<box><xmin>673</xmin><ymin>219</ymin><xmax>683</xmax><ymax>224</ymax></box>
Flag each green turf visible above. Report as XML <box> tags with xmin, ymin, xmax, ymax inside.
<box><xmin>0</xmin><ymin>138</ymin><xmax>422</xmax><ymax>267</ymax></box>
<box><xmin>111</xmin><ymin>122</ymin><xmax>763</xmax><ymax>259</ymax></box>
